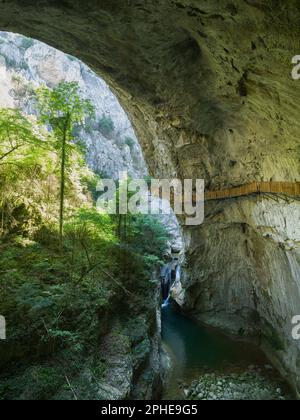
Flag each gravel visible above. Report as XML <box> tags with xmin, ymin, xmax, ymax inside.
<box><xmin>182</xmin><ymin>369</ymin><xmax>289</xmax><ymax>401</ymax></box>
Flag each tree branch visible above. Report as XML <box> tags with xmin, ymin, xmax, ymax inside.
<box><xmin>0</xmin><ymin>144</ymin><xmax>23</xmax><ymax>161</ymax></box>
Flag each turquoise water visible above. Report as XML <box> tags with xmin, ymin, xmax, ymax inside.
<box><xmin>161</xmin><ymin>302</ymin><xmax>279</xmax><ymax>399</ymax></box>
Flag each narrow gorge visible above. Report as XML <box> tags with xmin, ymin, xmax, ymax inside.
<box><xmin>0</xmin><ymin>0</ymin><xmax>299</xmax><ymax>401</ymax></box>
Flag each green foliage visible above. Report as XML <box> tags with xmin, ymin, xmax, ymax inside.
<box><xmin>124</xmin><ymin>136</ymin><xmax>135</xmax><ymax>150</ymax></box>
<box><xmin>98</xmin><ymin>115</ymin><xmax>114</xmax><ymax>138</ymax></box>
<box><xmin>109</xmin><ymin>183</ymin><xmax>171</xmax><ymax>271</ymax></box>
<box><xmin>126</xmin><ymin>214</ymin><xmax>170</xmax><ymax>264</ymax></box>
<box><xmin>35</xmin><ymin>82</ymin><xmax>95</xmax><ymax>245</ymax></box>
<box><xmin>2</xmin><ymin>55</ymin><xmax>28</xmax><ymax>71</ymax></box>
<box><xmin>0</xmin><ymin>108</ymin><xmax>46</xmax><ymax>162</ymax></box>
<box><xmin>0</xmin><ymin>107</ymin><xmax>93</xmax><ymax>237</ymax></box>
<box><xmin>0</xmin><ymin>109</ymin><xmax>53</xmax><ymax>236</ymax></box>
<box><xmin>11</xmin><ymin>74</ymin><xmax>35</xmax><ymax>102</ymax></box>
<box><xmin>35</xmin><ymin>82</ymin><xmax>95</xmax><ymax>140</ymax></box>
<box><xmin>20</xmin><ymin>37</ymin><xmax>35</xmax><ymax>50</ymax></box>
<box><xmin>0</xmin><ymin>205</ymin><xmax>168</xmax><ymax>399</ymax></box>
<box><xmin>0</xmin><ymin>364</ymin><xmax>65</xmax><ymax>400</ymax></box>
<box><xmin>3</xmin><ymin>56</ymin><xmax>17</xmax><ymax>69</ymax></box>
<box><xmin>0</xmin><ymin>90</ymin><xmax>169</xmax><ymax>399</ymax></box>
<box><xmin>0</xmin><ymin>231</ymin><xmax>112</xmax><ymax>360</ymax></box>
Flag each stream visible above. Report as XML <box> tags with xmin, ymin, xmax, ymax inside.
<box><xmin>161</xmin><ymin>301</ymin><xmax>292</xmax><ymax>400</ymax></box>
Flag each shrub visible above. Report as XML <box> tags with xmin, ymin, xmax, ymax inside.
<box><xmin>127</xmin><ymin>214</ymin><xmax>171</xmax><ymax>261</ymax></box>
<box><xmin>124</xmin><ymin>136</ymin><xmax>135</xmax><ymax>150</ymax></box>
<box><xmin>20</xmin><ymin>37</ymin><xmax>35</xmax><ymax>50</ymax></box>
<box><xmin>0</xmin><ymin>101</ymin><xmax>169</xmax><ymax>400</ymax></box>
<box><xmin>98</xmin><ymin>115</ymin><xmax>114</xmax><ymax>137</ymax></box>
<box><xmin>4</xmin><ymin>56</ymin><xmax>17</xmax><ymax>69</ymax></box>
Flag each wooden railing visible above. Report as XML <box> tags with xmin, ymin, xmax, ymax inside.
<box><xmin>159</xmin><ymin>181</ymin><xmax>300</xmax><ymax>209</ymax></box>
<box><xmin>204</xmin><ymin>181</ymin><xmax>300</xmax><ymax>201</ymax></box>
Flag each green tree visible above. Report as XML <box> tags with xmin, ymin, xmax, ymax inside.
<box><xmin>124</xmin><ymin>136</ymin><xmax>135</xmax><ymax>150</ymax></box>
<box><xmin>0</xmin><ymin>108</ymin><xmax>45</xmax><ymax>164</ymax></box>
<box><xmin>35</xmin><ymin>82</ymin><xmax>95</xmax><ymax>248</ymax></box>
<box><xmin>98</xmin><ymin>115</ymin><xmax>114</xmax><ymax>138</ymax></box>
<box><xmin>0</xmin><ymin>108</ymin><xmax>57</xmax><ymax>236</ymax></box>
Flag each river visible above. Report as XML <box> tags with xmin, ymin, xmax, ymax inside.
<box><xmin>161</xmin><ymin>301</ymin><xmax>291</xmax><ymax>399</ymax></box>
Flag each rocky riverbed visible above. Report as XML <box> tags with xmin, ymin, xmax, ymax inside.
<box><xmin>182</xmin><ymin>367</ymin><xmax>292</xmax><ymax>401</ymax></box>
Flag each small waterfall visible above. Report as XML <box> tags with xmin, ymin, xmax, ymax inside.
<box><xmin>161</xmin><ymin>265</ymin><xmax>172</xmax><ymax>305</ymax></box>
<box><xmin>175</xmin><ymin>265</ymin><xmax>181</xmax><ymax>283</ymax></box>
<box><xmin>161</xmin><ymin>264</ymin><xmax>181</xmax><ymax>307</ymax></box>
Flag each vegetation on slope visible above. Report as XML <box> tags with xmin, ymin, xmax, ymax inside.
<box><xmin>0</xmin><ymin>83</ymin><xmax>170</xmax><ymax>399</ymax></box>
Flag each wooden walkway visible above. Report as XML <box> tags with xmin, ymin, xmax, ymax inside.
<box><xmin>161</xmin><ymin>181</ymin><xmax>300</xmax><ymax>208</ymax></box>
<box><xmin>204</xmin><ymin>181</ymin><xmax>300</xmax><ymax>201</ymax></box>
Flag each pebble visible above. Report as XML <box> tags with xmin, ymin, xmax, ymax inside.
<box><xmin>182</xmin><ymin>369</ymin><xmax>288</xmax><ymax>401</ymax></box>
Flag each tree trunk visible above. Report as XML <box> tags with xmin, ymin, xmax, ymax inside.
<box><xmin>59</xmin><ymin>123</ymin><xmax>68</xmax><ymax>250</ymax></box>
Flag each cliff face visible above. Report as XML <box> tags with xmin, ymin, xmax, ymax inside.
<box><xmin>0</xmin><ymin>32</ymin><xmax>146</xmax><ymax>180</ymax></box>
<box><xmin>0</xmin><ymin>1</ymin><xmax>298</xmax><ymax>188</ymax></box>
<box><xmin>0</xmin><ymin>0</ymin><xmax>299</xmax><ymax>395</ymax></box>
<box><xmin>172</xmin><ymin>195</ymin><xmax>300</xmax><ymax>392</ymax></box>
<box><xmin>0</xmin><ymin>32</ymin><xmax>183</xmax><ymax>252</ymax></box>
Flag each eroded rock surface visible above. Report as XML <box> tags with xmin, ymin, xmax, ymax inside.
<box><xmin>173</xmin><ymin>195</ymin><xmax>300</xmax><ymax>393</ymax></box>
<box><xmin>0</xmin><ymin>0</ymin><xmax>299</xmax><ymax>396</ymax></box>
<box><xmin>0</xmin><ymin>0</ymin><xmax>299</xmax><ymax>186</ymax></box>
<box><xmin>0</xmin><ymin>32</ymin><xmax>146</xmax><ymax>180</ymax></box>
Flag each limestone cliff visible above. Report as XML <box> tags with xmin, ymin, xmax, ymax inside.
<box><xmin>173</xmin><ymin>195</ymin><xmax>300</xmax><ymax>393</ymax></box>
<box><xmin>0</xmin><ymin>32</ymin><xmax>183</xmax><ymax>252</ymax></box>
<box><xmin>0</xmin><ymin>0</ymin><xmax>299</xmax><ymax>396</ymax></box>
<box><xmin>0</xmin><ymin>31</ymin><xmax>146</xmax><ymax>180</ymax></box>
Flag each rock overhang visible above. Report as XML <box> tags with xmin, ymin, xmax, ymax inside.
<box><xmin>0</xmin><ymin>0</ymin><xmax>299</xmax><ymax>188</ymax></box>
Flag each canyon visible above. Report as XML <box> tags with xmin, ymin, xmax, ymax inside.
<box><xmin>0</xmin><ymin>0</ymin><xmax>299</xmax><ymax>398</ymax></box>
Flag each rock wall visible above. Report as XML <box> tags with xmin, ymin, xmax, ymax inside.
<box><xmin>0</xmin><ymin>0</ymin><xmax>299</xmax><ymax>396</ymax></box>
<box><xmin>93</xmin><ymin>292</ymin><xmax>163</xmax><ymax>400</ymax></box>
<box><xmin>0</xmin><ymin>1</ymin><xmax>299</xmax><ymax>186</ymax></box>
<box><xmin>172</xmin><ymin>195</ymin><xmax>300</xmax><ymax>394</ymax></box>
<box><xmin>0</xmin><ymin>31</ymin><xmax>146</xmax><ymax>180</ymax></box>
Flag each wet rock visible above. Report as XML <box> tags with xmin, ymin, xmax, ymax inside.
<box><xmin>183</xmin><ymin>389</ymin><xmax>190</xmax><ymax>397</ymax></box>
<box><xmin>184</xmin><ymin>370</ymin><xmax>291</xmax><ymax>401</ymax></box>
